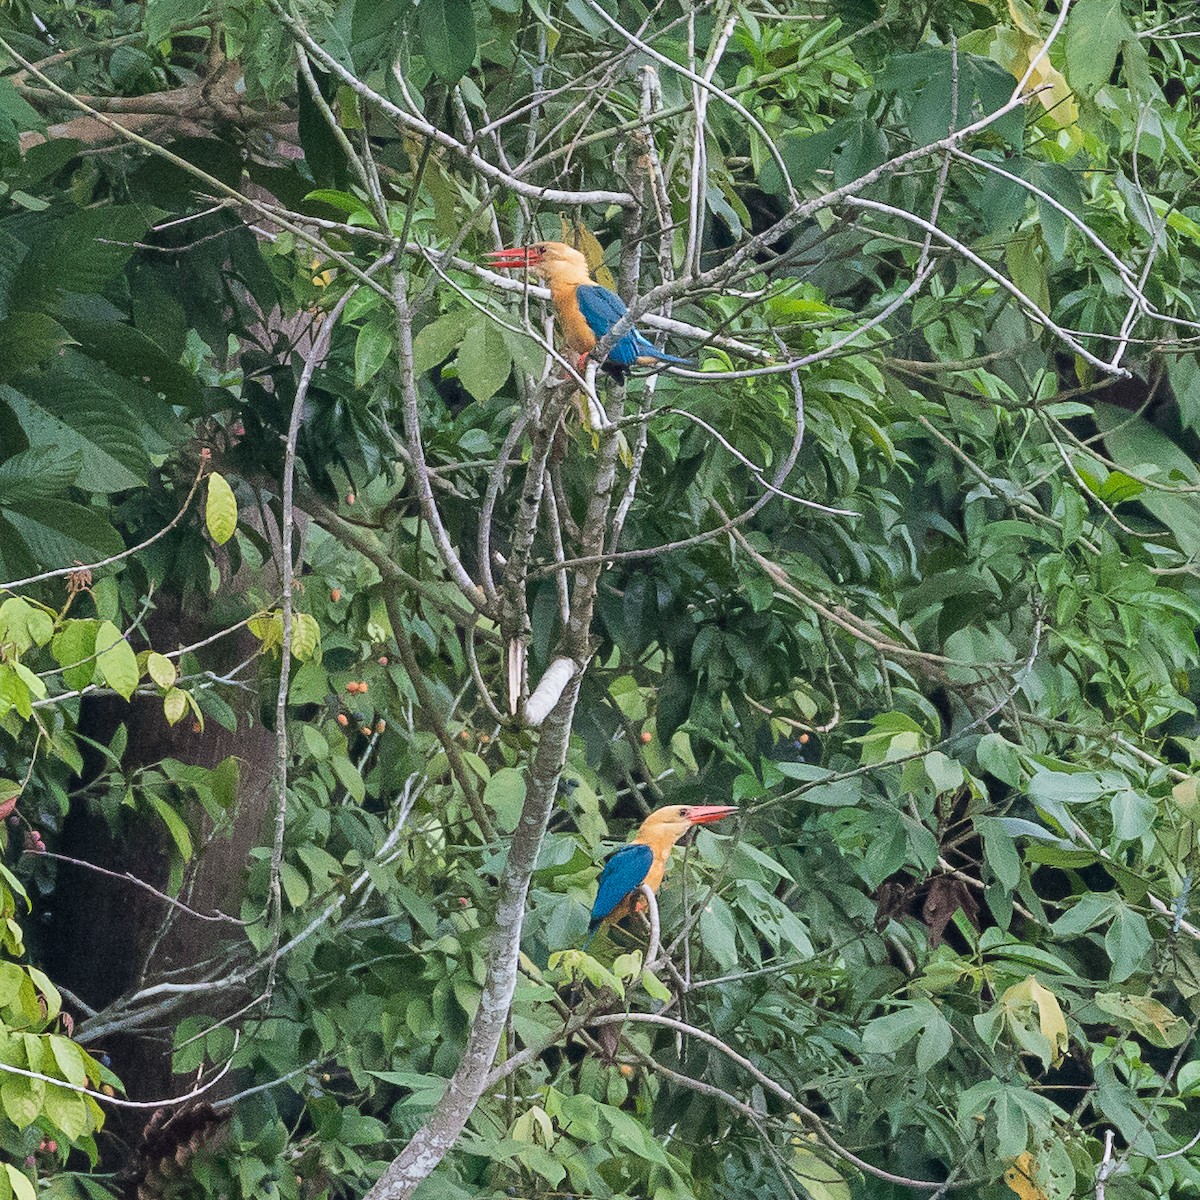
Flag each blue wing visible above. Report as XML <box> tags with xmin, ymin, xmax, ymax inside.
<box><xmin>589</xmin><ymin>843</ymin><xmax>653</xmax><ymax>932</ymax></box>
<box><xmin>576</xmin><ymin>284</ymin><xmax>627</xmax><ymax>338</ymax></box>
<box><xmin>577</xmin><ymin>285</ymin><xmax>693</xmax><ymax>367</ymax></box>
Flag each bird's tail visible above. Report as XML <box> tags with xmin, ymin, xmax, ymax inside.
<box><xmin>631</xmin><ymin>332</ymin><xmax>695</xmax><ymax>366</ymax></box>
<box><xmin>643</xmin><ymin>349</ymin><xmax>696</xmax><ymax>365</ymax></box>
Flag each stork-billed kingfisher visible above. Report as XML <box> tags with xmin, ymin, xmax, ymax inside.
<box><xmin>484</xmin><ymin>241</ymin><xmax>694</xmax><ymax>376</ymax></box>
<box><xmin>588</xmin><ymin>804</ymin><xmax>737</xmax><ymax>938</ymax></box>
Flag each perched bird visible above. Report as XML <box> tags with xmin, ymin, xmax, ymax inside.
<box><xmin>587</xmin><ymin>804</ymin><xmax>736</xmax><ymax>940</ymax></box>
<box><xmin>484</xmin><ymin>241</ymin><xmax>695</xmax><ymax>376</ymax></box>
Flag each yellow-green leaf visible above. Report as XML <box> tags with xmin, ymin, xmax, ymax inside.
<box><xmin>559</xmin><ymin>217</ymin><xmax>618</xmax><ymax>292</ymax></box>
<box><xmin>163</xmin><ymin>687</ymin><xmax>188</xmax><ymax>726</ymax></box>
<box><xmin>791</xmin><ymin>1135</ymin><xmax>850</xmax><ymax>1200</ymax></box>
<box><xmin>1004</xmin><ymin>1151</ymin><xmax>1049</xmax><ymax>1200</ymax></box>
<box><xmin>49</xmin><ymin>1035</ymin><xmax>87</xmax><ymax>1086</ymax></box>
<box><xmin>95</xmin><ymin>620</ymin><xmax>139</xmax><ymax>700</ymax></box>
<box><xmin>1001</xmin><ymin>975</ymin><xmax>1069</xmax><ymax>1068</ymax></box>
<box><xmin>641</xmin><ymin>969</ymin><xmax>671</xmax><ymax>1003</ymax></box>
<box><xmin>205</xmin><ymin>471</ymin><xmax>237</xmax><ymax>545</ymax></box>
<box><xmin>26</xmin><ymin>967</ymin><xmax>59</xmax><ymax>1021</ymax></box>
<box><xmin>612</xmin><ymin>951</ymin><xmax>642</xmax><ymax>981</ymax></box>
<box><xmin>290</xmin><ymin>612</ymin><xmax>321</xmax><ymax>661</ymax></box>
<box><xmin>1094</xmin><ymin>992</ymin><xmax>1190</xmax><ymax>1048</ymax></box>
<box><xmin>146</xmin><ymin>651</ymin><xmax>176</xmax><ymax>690</ymax></box>
<box><xmin>5</xmin><ymin>1163</ymin><xmax>35</xmax><ymax>1200</ymax></box>
<box><xmin>249</xmin><ymin>610</ymin><xmax>283</xmax><ymax>653</ymax></box>
<box><xmin>51</xmin><ymin>619</ymin><xmax>97</xmax><ymax>690</ymax></box>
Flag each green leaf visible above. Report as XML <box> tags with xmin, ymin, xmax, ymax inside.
<box><xmin>1052</xmin><ymin>891</ymin><xmax>1115</xmax><ymax>936</ymax></box>
<box><xmin>484</xmin><ymin>767</ymin><xmax>525</xmax><ymax>833</ymax></box>
<box><xmin>205</xmin><ymin>472</ymin><xmax>237</xmax><ymax>545</ymax></box>
<box><xmin>1065</xmin><ymin>0</ymin><xmax>1126</xmax><ymax>99</ymax></box>
<box><xmin>418</xmin><ymin>0</ymin><xmax>477</xmax><ymax>84</ymax></box>
<box><xmin>1106</xmin><ymin>907</ymin><xmax>1151</xmax><ymax>983</ymax></box>
<box><xmin>0</xmin><ymin>598</ymin><xmax>53</xmax><ymax>652</ymax></box>
<box><xmin>1</xmin><ymin>1068</ymin><xmax>39</xmax><ymax>1129</ymax></box>
<box><xmin>916</xmin><ymin>1007</ymin><xmax>953</xmax><ymax>1072</ymax></box>
<box><xmin>354</xmin><ymin>320</ymin><xmax>393</xmax><ymax>388</ymax></box>
<box><xmin>146</xmin><ymin>793</ymin><xmax>193</xmax><ymax>863</ymax></box>
<box><xmin>1179</xmin><ymin>1060</ymin><xmax>1200</xmax><ymax>1095</ymax></box>
<box><xmin>976</xmin><ymin>818</ymin><xmax>1021</xmax><ymax>890</ymax></box>
<box><xmin>280</xmin><ymin>861</ymin><xmax>309</xmax><ymax>908</ymax></box>
<box><xmin>66</xmin><ymin>319</ymin><xmax>204</xmax><ymax>411</ymax></box>
<box><xmin>1004</xmin><ymin>230</ymin><xmax>1049</xmax><ymax>314</ymax></box>
<box><xmin>94</xmin><ymin>621</ymin><xmax>139</xmax><ymax>700</ymax></box>
<box><xmin>1</xmin><ymin>370</ymin><xmax>150</xmax><ymax>494</ymax></box>
<box><xmin>1</xmin><ymin>499</ymin><xmax>123</xmax><ymax>572</ymax></box>
<box><xmin>0</xmin><ymin>446</ymin><xmax>82</xmax><ymax>505</ymax></box>
<box><xmin>305</xmin><ymin>189</ymin><xmax>375</xmax><ymax>219</ymax></box>
<box><xmin>0</xmin><ymin>312</ymin><xmax>75</xmax><ymax>382</ymax></box>
<box><xmin>331</xmin><ymin>754</ymin><xmax>365</xmax><ymax>804</ymax></box>
<box><xmin>862</xmin><ymin>1004</ymin><xmax>927</xmax><ymax>1054</ymax></box>
<box><xmin>144</xmin><ymin>0</ymin><xmax>210</xmax><ymax>43</ymax></box>
<box><xmin>455</xmin><ymin>321</ymin><xmax>511</xmax><ymax>403</ymax></box>
<box><xmin>14</xmin><ymin>207</ymin><xmax>151</xmax><ymax>312</ymax></box>
<box><xmin>43</xmin><ymin>1083</ymin><xmax>90</xmax><ymax>1141</ymax></box>
<box><xmin>412</xmin><ymin>310</ymin><xmax>470</xmax><ymax>374</ymax></box>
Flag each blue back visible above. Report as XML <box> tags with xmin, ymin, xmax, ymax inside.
<box><xmin>589</xmin><ymin>842</ymin><xmax>653</xmax><ymax>931</ymax></box>
<box><xmin>576</xmin><ymin>284</ymin><xmax>693</xmax><ymax>367</ymax></box>
<box><xmin>577</xmin><ymin>284</ymin><xmax>640</xmax><ymax>366</ymax></box>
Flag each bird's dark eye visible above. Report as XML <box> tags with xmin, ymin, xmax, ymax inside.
<box><xmin>678</xmin><ymin>807</ymin><xmax>688</xmax><ymax>818</ymax></box>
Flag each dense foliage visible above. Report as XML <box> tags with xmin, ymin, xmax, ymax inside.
<box><xmin>1</xmin><ymin>0</ymin><xmax>1200</xmax><ymax>1197</ymax></box>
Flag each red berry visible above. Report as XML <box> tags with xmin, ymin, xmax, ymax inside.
<box><xmin>377</xmin><ymin>655</ymin><xmax>389</xmax><ymax>666</ymax></box>
<box><xmin>798</xmin><ymin>732</ymin><xmax>810</xmax><ymax>745</ymax></box>
<box><xmin>640</xmin><ymin>731</ymin><xmax>652</xmax><ymax>744</ymax></box>
<box><xmin>336</xmin><ymin>713</ymin><xmax>349</xmax><ymax>727</ymax></box>
<box><xmin>330</xmin><ymin>588</ymin><xmax>342</xmax><ymax>602</ymax></box>
<box><xmin>346</xmin><ymin>492</ymin><xmax>356</xmax><ymax>505</ymax></box>
<box><xmin>360</xmin><ymin>726</ymin><xmax>372</xmax><ymax>737</ymax></box>
<box><xmin>45</xmin><ymin>1140</ymin><xmax>56</xmax><ymax>1153</ymax></box>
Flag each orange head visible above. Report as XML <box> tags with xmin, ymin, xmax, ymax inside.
<box><xmin>633</xmin><ymin>804</ymin><xmax>737</xmax><ymax>849</ymax></box>
<box><xmin>483</xmin><ymin>241</ymin><xmax>592</xmax><ymax>286</ymax></box>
